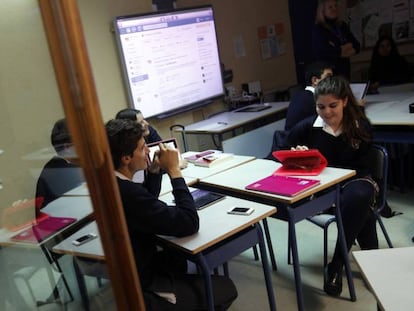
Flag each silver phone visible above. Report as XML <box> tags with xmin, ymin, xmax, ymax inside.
<box><xmin>72</xmin><ymin>233</ymin><xmax>97</xmax><ymax>246</ymax></box>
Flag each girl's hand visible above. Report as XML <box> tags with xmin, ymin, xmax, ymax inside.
<box><xmin>291</xmin><ymin>145</ymin><xmax>309</xmax><ymax>151</ymax></box>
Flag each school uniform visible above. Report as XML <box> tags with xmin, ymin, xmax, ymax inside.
<box><xmin>35</xmin><ymin>156</ymin><xmax>84</xmax><ymax>208</ymax></box>
<box><xmin>288</xmin><ymin>116</ymin><xmax>378</xmax><ymax>270</ymax></box>
<box><xmin>285</xmin><ymin>86</ymin><xmax>316</xmax><ymax>131</ymax></box>
<box><xmin>116</xmin><ymin>172</ymin><xmax>237</xmax><ymax>310</ymax></box>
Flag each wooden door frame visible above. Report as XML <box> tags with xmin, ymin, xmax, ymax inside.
<box><xmin>38</xmin><ymin>1</ymin><xmax>145</xmax><ymax>310</ymax></box>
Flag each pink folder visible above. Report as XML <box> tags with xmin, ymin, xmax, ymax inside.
<box><xmin>11</xmin><ymin>216</ymin><xmax>77</xmax><ymax>243</ymax></box>
<box><xmin>245</xmin><ymin>175</ymin><xmax>320</xmax><ymax>197</ymax></box>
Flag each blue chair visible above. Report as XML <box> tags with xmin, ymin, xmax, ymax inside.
<box><xmin>304</xmin><ymin>144</ymin><xmax>394</xmax><ymax>268</ymax></box>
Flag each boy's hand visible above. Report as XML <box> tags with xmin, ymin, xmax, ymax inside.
<box><xmin>156</xmin><ymin>143</ymin><xmax>182</xmax><ymax>178</ymax></box>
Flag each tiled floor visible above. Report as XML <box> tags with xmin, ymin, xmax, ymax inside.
<box><xmin>12</xmin><ymin>188</ymin><xmax>413</xmax><ymax>311</ymax></box>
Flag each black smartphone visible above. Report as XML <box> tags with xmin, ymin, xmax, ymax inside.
<box><xmin>227</xmin><ymin>207</ymin><xmax>254</xmax><ymax>215</ymax></box>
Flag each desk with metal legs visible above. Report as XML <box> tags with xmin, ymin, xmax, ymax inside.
<box><xmin>365</xmin><ymin>91</ymin><xmax>414</xmax><ymax>144</ymax></box>
<box><xmin>197</xmin><ymin>159</ymin><xmax>356</xmax><ymax>311</ymax></box>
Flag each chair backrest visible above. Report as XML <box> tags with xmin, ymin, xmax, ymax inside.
<box><xmin>287</xmin><ymin>83</ymin><xmax>305</xmax><ymax>100</ymax></box>
<box><xmin>265</xmin><ymin>130</ymin><xmax>288</xmax><ymax>160</ymax></box>
<box><xmin>370</xmin><ymin>144</ymin><xmax>389</xmax><ymax>212</ymax></box>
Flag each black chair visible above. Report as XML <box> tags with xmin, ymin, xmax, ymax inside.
<box><xmin>304</xmin><ymin>144</ymin><xmax>394</xmax><ymax>268</ymax></box>
<box><xmin>265</xmin><ymin>130</ymin><xmax>288</xmax><ymax>160</ymax></box>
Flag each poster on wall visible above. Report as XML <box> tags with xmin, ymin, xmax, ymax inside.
<box><xmin>347</xmin><ymin>0</ymin><xmax>414</xmax><ymax>49</ymax></box>
<box><xmin>257</xmin><ymin>22</ymin><xmax>286</xmax><ymax>60</ymax></box>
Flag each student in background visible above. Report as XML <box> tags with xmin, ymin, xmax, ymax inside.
<box><xmin>312</xmin><ymin>0</ymin><xmax>360</xmax><ymax>79</ymax></box>
<box><xmin>116</xmin><ymin>108</ymin><xmax>163</xmax><ymax>182</ymax></box>
<box><xmin>105</xmin><ymin>119</ymin><xmax>237</xmax><ymax>310</ymax></box>
<box><xmin>35</xmin><ymin>118</ymin><xmax>84</xmax><ymax>208</ymax></box>
<box><xmin>116</xmin><ymin>108</ymin><xmax>187</xmax><ymax>183</ymax></box>
<box><xmin>287</xmin><ymin>76</ymin><xmax>378</xmax><ymax>297</ymax></box>
<box><xmin>368</xmin><ymin>35</ymin><xmax>414</xmax><ymax>93</ymax></box>
<box><xmin>115</xmin><ymin>108</ymin><xmax>162</xmax><ymax>144</ymax></box>
<box><xmin>285</xmin><ymin>61</ymin><xmax>334</xmax><ymax>131</ymax></box>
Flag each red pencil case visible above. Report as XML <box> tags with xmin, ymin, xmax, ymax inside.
<box><xmin>272</xmin><ymin>149</ymin><xmax>328</xmax><ymax>176</ymax></box>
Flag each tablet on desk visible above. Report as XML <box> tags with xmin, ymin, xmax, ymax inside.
<box><xmin>191</xmin><ymin>189</ymin><xmax>225</xmax><ymax>210</ymax></box>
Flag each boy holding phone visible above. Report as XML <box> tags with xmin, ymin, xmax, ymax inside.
<box><xmin>105</xmin><ymin>119</ymin><xmax>237</xmax><ymax>311</ymax></box>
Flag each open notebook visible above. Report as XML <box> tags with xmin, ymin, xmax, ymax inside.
<box><xmin>10</xmin><ymin>216</ymin><xmax>76</xmax><ymax>243</ymax></box>
<box><xmin>3</xmin><ymin>196</ymin><xmax>77</xmax><ymax>243</ymax></box>
<box><xmin>245</xmin><ymin>175</ymin><xmax>320</xmax><ymax>197</ymax></box>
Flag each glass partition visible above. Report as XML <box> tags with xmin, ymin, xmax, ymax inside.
<box><xmin>0</xmin><ymin>0</ymin><xmax>144</xmax><ymax>309</ymax></box>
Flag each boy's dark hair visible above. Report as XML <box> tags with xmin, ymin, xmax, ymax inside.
<box><xmin>51</xmin><ymin>118</ymin><xmax>71</xmax><ymax>153</ymax></box>
<box><xmin>105</xmin><ymin>119</ymin><xmax>144</xmax><ymax>169</ymax></box>
<box><xmin>115</xmin><ymin>108</ymin><xmax>141</xmax><ymax>121</ymax></box>
<box><xmin>305</xmin><ymin>61</ymin><xmax>334</xmax><ymax>85</ymax></box>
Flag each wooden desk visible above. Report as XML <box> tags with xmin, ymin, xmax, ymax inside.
<box><xmin>365</xmin><ymin>91</ymin><xmax>414</xmax><ymax>144</ymax></box>
<box><xmin>197</xmin><ymin>159</ymin><xmax>356</xmax><ymax>311</ymax></box>
<box><xmin>180</xmin><ymin>153</ymin><xmax>255</xmax><ymax>179</ymax></box>
<box><xmin>353</xmin><ymin>247</ymin><xmax>414</xmax><ymax>311</ymax></box>
<box><xmin>176</xmin><ymin>101</ymin><xmax>289</xmax><ymax>149</ymax></box>
<box><xmin>53</xmin><ymin>195</ymin><xmax>277</xmax><ymax>311</ymax></box>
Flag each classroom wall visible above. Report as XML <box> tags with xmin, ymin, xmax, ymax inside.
<box><xmin>1</xmin><ymin>0</ymin><xmax>295</xmax><ymax>207</ymax></box>
<box><xmin>150</xmin><ymin>0</ymin><xmax>297</xmax><ymax>142</ymax></box>
<box><xmin>79</xmin><ymin>0</ymin><xmax>297</xmax><ymax>147</ymax></box>
<box><xmin>0</xmin><ymin>0</ymin><xmax>151</xmax><ymax>207</ymax></box>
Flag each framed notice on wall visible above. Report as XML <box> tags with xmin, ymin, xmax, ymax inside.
<box><xmin>347</xmin><ymin>0</ymin><xmax>414</xmax><ymax>49</ymax></box>
<box><xmin>257</xmin><ymin>22</ymin><xmax>286</xmax><ymax>60</ymax></box>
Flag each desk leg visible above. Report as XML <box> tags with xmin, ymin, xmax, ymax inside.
<box><xmin>256</xmin><ymin>224</ymin><xmax>277</xmax><ymax>311</ymax></box>
<box><xmin>196</xmin><ymin>254</ymin><xmax>215</xmax><ymax>311</ymax></box>
<box><xmin>334</xmin><ymin>185</ymin><xmax>357</xmax><ymax>301</ymax></box>
<box><xmin>288</xmin><ymin>209</ymin><xmax>304</xmax><ymax>311</ymax></box>
<box><xmin>262</xmin><ymin>218</ymin><xmax>277</xmax><ymax>271</ymax></box>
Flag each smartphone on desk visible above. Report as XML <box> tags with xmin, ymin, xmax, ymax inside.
<box><xmin>227</xmin><ymin>207</ymin><xmax>254</xmax><ymax>215</ymax></box>
<box><xmin>72</xmin><ymin>233</ymin><xmax>97</xmax><ymax>246</ymax></box>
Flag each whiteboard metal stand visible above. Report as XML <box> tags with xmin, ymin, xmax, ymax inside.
<box><xmin>170</xmin><ymin>124</ymin><xmax>189</xmax><ymax>152</ymax></box>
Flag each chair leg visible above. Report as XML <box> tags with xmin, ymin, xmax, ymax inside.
<box><xmin>52</xmin><ymin>257</ymin><xmax>74</xmax><ymax>302</ymax></box>
<box><xmin>376</xmin><ymin>215</ymin><xmax>394</xmax><ymax>248</ymax></box>
<box><xmin>223</xmin><ymin>262</ymin><xmax>229</xmax><ymax>277</ymax></box>
<box><xmin>252</xmin><ymin>245</ymin><xmax>259</xmax><ymax>261</ymax></box>
<box><xmin>323</xmin><ymin>226</ymin><xmax>329</xmax><ymax>268</ymax></box>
